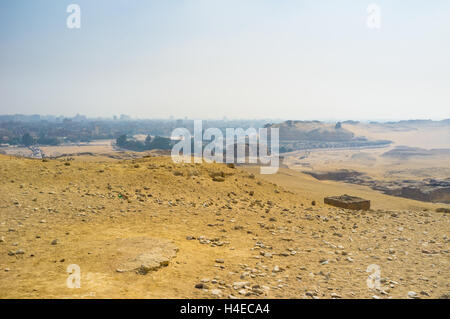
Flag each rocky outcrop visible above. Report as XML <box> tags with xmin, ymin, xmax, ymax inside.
<box><xmin>304</xmin><ymin>169</ymin><xmax>363</xmax><ymax>181</ymax></box>
<box><xmin>379</xmin><ymin>179</ymin><xmax>450</xmax><ymax>204</ymax></box>
<box><xmin>382</xmin><ymin>146</ymin><xmax>450</xmax><ymax>159</ymax></box>
<box><xmin>307</xmin><ymin>169</ymin><xmax>450</xmax><ymax>204</ymax></box>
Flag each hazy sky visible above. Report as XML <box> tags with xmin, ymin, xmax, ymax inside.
<box><xmin>0</xmin><ymin>0</ymin><xmax>449</xmax><ymax>120</ymax></box>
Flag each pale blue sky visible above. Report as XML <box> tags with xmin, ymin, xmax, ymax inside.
<box><xmin>0</xmin><ymin>0</ymin><xmax>449</xmax><ymax>120</ymax></box>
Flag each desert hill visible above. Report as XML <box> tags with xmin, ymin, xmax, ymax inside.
<box><xmin>0</xmin><ymin>154</ymin><xmax>448</xmax><ymax>299</ymax></box>
<box><xmin>265</xmin><ymin>121</ymin><xmax>391</xmax><ymax>152</ymax></box>
<box><xmin>267</xmin><ymin>121</ymin><xmax>354</xmax><ymax>142</ymax></box>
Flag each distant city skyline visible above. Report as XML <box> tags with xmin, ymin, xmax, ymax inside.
<box><xmin>2</xmin><ymin>113</ymin><xmax>449</xmax><ymax>124</ymax></box>
<box><xmin>1</xmin><ymin>1</ymin><xmax>449</xmax><ymax>121</ymax></box>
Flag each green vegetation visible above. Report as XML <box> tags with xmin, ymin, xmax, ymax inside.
<box><xmin>21</xmin><ymin>133</ymin><xmax>34</xmax><ymax>146</ymax></box>
<box><xmin>116</xmin><ymin>135</ymin><xmax>173</xmax><ymax>152</ymax></box>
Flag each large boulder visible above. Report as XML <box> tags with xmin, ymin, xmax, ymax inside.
<box><xmin>324</xmin><ymin>195</ymin><xmax>370</xmax><ymax>210</ymax></box>
<box><xmin>114</xmin><ymin>237</ymin><xmax>178</xmax><ymax>275</ymax></box>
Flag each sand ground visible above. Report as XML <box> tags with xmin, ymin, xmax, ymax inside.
<box><xmin>0</xmin><ymin>155</ymin><xmax>448</xmax><ymax>299</ymax></box>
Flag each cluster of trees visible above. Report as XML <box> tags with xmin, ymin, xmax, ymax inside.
<box><xmin>116</xmin><ymin>134</ymin><xmax>172</xmax><ymax>152</ymax></box>
<box><xmin>20</xmin><ymin>133</ymin><xmax>60</xmax><ymax>147</ymax></box>
<box><xmin>279</xmin><ymin>146</ymin><xmax>294</xmax><ymax>153</ymax></box>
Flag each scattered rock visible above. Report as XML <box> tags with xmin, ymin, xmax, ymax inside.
<box><xmin>195</xmin><ymin>283</ymin><xmax>207</xmax><ymax>289</ymax></box>
<box><xmin>319</xmin><ymin>259</ymin><xmax>329</xmax><ymax>265</ymax></box>
<box><xmin>272</xmin><ymin>265</ymin><xmax>281</xmax><ymax>273</ymax></box>
<box><xmin>211</xmin><ymin>289</ymin><xmax>222</xmax><ymax>297</ymax></box>
<box><xmin>8</xmin><ymin>249</ymin><xmax>24</xmax><ymax>256</ymax></box>
<box><xmin>233</xmin><ymin>282</ymin><xmax>249</xmax><ymax>290</ymax></box>
<box><xmin>173</xmin><ymin>170</ymin><xmax>183</xmax><ymax>177</ymax></box>
<box><xmin>238</xmin><ymin>289</ymin><xmax>250</xmax><ymax>296</ymax></box>
<box><xmin>212</xmin><ymin>176</ymin><xmax>225</xmax><ymax>182</ymax></box>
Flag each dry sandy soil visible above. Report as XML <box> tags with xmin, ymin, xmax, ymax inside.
<box><xmin>39</xmin><ymin>140</ymin><xmax>115</xmax><ymax>158</ymax></box>
<box><xmin>0</xmin><ymin>140</ymin><xmax>115</xmax><ymax>158</ymax></box>
<box><xmin>344</xmin><ymin>122</ymin><xmax>450</xmax><ymax>149</ymax></box>
<box><xmin>0</xmin><ymin>154</ymin><xmax>448</xmax><ymax>299</ymax></box>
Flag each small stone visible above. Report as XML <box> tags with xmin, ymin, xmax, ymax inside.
<box><xmin>238</xmin><ymin>289</ymin><xmax>250</xmax><ymax>296</ymax></box>
<box><xmin>215</xmin><ymin>259</ymin><xmax>225</xmax><ymax>264</ymax></box>
<box><xmin>195</xmin><ymin>283</ymin><xmax>207</xmax><ymax>289</ymax></box>
<box><xmin>408</xmin><ymin>291</ymin><xmax>419</xmax><ymax>299</ymax></box>
<box><xmin>233</xmin><ymin>282</ymin><xmax>249</xmax><ymax>289</ymax></box>
<box><xmin>211</xmin><ymin>289</ymin><xmax>222</xmax><ymax>297</ymax></box>
<box><xmin>51</xmin><ymin>239</ymin><xmax>59</xmax><ymax>245</ymax></box>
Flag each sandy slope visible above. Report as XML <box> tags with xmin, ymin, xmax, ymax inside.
<box><xmin>0</xmin><ymin>155</ymin><xmax>448</xmax><ymax>299</ymax></box>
